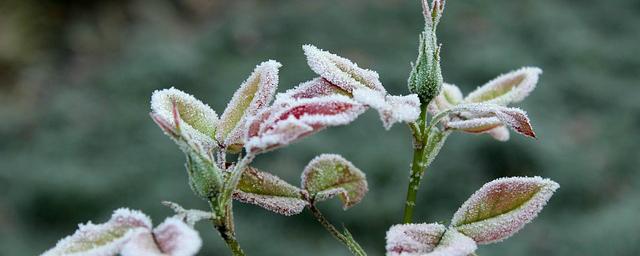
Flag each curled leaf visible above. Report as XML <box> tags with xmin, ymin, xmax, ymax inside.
<box><xmin>353</xmin><ymin>88</ymin><xmax>421</xmax><ymax>129</ymax></box>
<box><xmin>275</xmin><ymin>77</ymin><xmax>348</xmax><ymax>101</ymax></box>
<box><xmin>121</xmin><ymin>217</ymin><xmax>202</xmax><ymax>256</ymax></box>
<box><xmin>464</xmin><ymin>67</ymin><xmax>541</xmax><ymax>106</ymax></box>
<box><xmin>234</xmin><ymin>166</ymin><xmax>307</xmax><ymax>216</ymax></box>
<box><xmin>386</xmin><ymin>223</ymin><xmax>477</xmax><ymax>256</ymax></box>
<box><xmin>151</xmin><ymin>88</ymin><xmax>219</xmax><ymax>149</ymax></box>
<box><xmin>245</xmin><ymin>95</ymin><xmax>366</xmax><ymax>153</ymax></box>
<box><xmin>301</xmin><ymin>154</ymin><xmax>368</xmax><ymax>209</ymax></box>
<box><xmin>445</xmin><ymin>103</ymin><xmax>536</xmax><ymax>138</ymax></box>
<box><xmin>42</xmin><ymin>209</ymin><xmax>152</xmax><ymax>256</ymax></box>
<box><xmin>303</xmin><ymin>44</ymin><xmax>386</xmax><ymax>93</ymax></box>
<box><xmin>216</xmin><ymin>60</ymin><xmax>282</xmax><ymax>150</ymax></box>
<box><xmin>451</xmin><ymin>176</ymin><xmax>559</xmax><ymax>244</ymax></box>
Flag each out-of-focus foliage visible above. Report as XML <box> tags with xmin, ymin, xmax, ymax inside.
<box><xmin>0</xmin><ymin>0</ymin><xmax>638</xmax><ymax>255</ymax></box>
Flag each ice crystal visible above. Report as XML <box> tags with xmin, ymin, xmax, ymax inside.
<box><xmin>150</xmin><ymin>88</ymin><xmax>219</xmax><ymax>150</ymax></box>
<box><xmin>43</xmin><ymin>209</ymin><xmax>202</xmax><ymax>256</ymax></box>
<box><xmin>245</xmin><ymin>95</ymin><xmax>366</xmax><ymax>153</ymax></box>
<box><xmin>450</xmin><ymin>176</ymin><xmax>559</xmax><ymax>244</ymax></box>
<box><xmin>303</xmin><ymin>45</ymin><xmax>386</xmax><ymax>94</ymax></box>
<box><xmin>301</xmin><ymin>154</ymin><xmax>368</xmax><ymax>209</ymax></box>
<box><xmin>464</xmin><ymin>67</ymin><xmax>541</xmax><ymax>106</ymax></box>
<box><xmin>233</xmin><ymin>166</ymin><xmax>307</xmax><ymax>216</ymax></box>
<box><xmin>385</xmin><ymin>223</ymin><xmax>477</xmax><ymax>256</ymax></box>
<box><xmin>216</xmin><ymin>60</ymin><xmax>282</xmax><ymax>151</ymax></box>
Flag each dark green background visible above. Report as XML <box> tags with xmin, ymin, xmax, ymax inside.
<box><xmin>1</xmin><ymin>0</ymin><xmax>639</xmax><ymax>255</ymax></box>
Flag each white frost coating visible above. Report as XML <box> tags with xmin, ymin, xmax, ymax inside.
<box><xmin>245</xmin><ymin>95</ymin><xmax>366</xmax><ymax>152</ymax></box>
<box><xmin>275</xmin><ymin>77</ymin><xmax>346</xmax><ymax>102</ymax></box>
<box><xmin>352</xmin><ymin>88</ymin><xmax>421</xmax><ymax>129</ymax></box>
<box><xmin>446</xmin><ymin>117</ymin><xmax>502</xmax><ymax>133</ymax></box>
<box><xmin>234</xmin><ymin>191</ymin><xmax>308</xmax><ymax>216</ymax></box>
<box><xmin>300</xmin><ymin>154</ymin><xmax>368</xmax><ymax>209</ymax></box>
<box><xmin>162</xmin><ymin>201</ymin><xmax>214</xmax><ymax>227</ymax></box>
<box><xmin>216</xmin><ymin>60</ymin><xmax>282</xmax><ymax>147</ymax></box>
<box><xmin>42</xmin><ymin>208</ymin><xmax>152</xmax><ymax>256</ymax></box>
<box><xmin>151</xmin><ymin>88</ymin><xmax>219</xmax><ymax>149</ymax></box>
<box><xmin>120</xmin><ymin>230</ymin><xmax>164</xmax><ymax>256</ymax></box>
<box><xmin>428</xmin><ymin>83</ymin><xmax>463</xmax><ymax>116</ymax></box>
<box><xmin>152</xmin><ymin>218</ymin><xmax>202</xmax><ymax>256</ymax></box>
<box><xmin>386</xmin><ymin>224</ymin><xmax>476</xmax><ymax>256</ymax></box>
<box><xmin>464</xmin><ymin>67</ymin><xmax>541</xmax><ymax>106</ymax></box>
<box><xmin>303</xmin><ymin>44</ymin><xmax>386</xmax><ymax>93</ymax></box>
<box><xmin>486</xmin><ymin>126</ymin><xmax>510</xmax><ymax>142</ymax></box>
<box><xmin>451</xmin><ymin>176</ymin><xmax>559</xmax><ymax>244</ymax></box>
<box><xmin>447</xmin><ymin>103</ymin><xmax>536</xmax><ymax>138</ymax></box>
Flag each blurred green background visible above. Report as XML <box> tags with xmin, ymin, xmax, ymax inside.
<box><xmin>1</xmin><ymin>0</ymin><xmax>639</xmax><ymax>255</ymax></box>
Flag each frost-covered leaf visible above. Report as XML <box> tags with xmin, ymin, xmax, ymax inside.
<box><xmin>162</xmin><ymin>201</ymin><xmax>214</xmax><ymax>227</ymax></box>
<box><xmin>42</xmin><ymin>208</ymin><xmax>152</xmax><ymax>256</ymax></box>
<box><xmin>353</xmin><ymin>88</ymin><xmax>421</xmax><ymax>129</ymax></box>
<box><xmin>451</xmin><ymin>176</ymin><xmax>559</xmax><ymax>244</ymax></box>
<box><xmin>121</xmin><ymin>218</ymin><xmax>201</xmax><ymax>256</ymax></box>
<box><xmin>445</xmin><ymin>103</ymin><xmax>536</xmax><ymax>138</ymax></box>
<box><xmin>233</xmin><ymin>166</ymin><xmax>307</xmax><ymax>216</ymax></box>
<box><xmin>464</xmin><ymin>67</ymin><xmax>541</xmax><ymax>106</ymax></box>
<box><xmin>245</xmin><ymin>95</ymin><xmax>366</xmax><ymax>153</ymax></box>
<box><xmin>151</xmin><ymin>88</ymin><xmax>219</xmax><ymax>150</ymax></box>
<box><xmin>303</xmin><ymin>44</ymin><xmax>386</xmax><ymax>93</ymax></box>
<box><xmin>275</xmin><ymin>77</ymin><xmax>348</xmax><ymax>101</ymax></box>
<box><xmin>386</xmin><ymin>223</ymin><xmax>476</xmax><ymax>256</ymax></box>
<box><xmin>301</xmin><ymin>154</ymin><xmax>368</xmax><ymax>209</ymax></box>
<box><xmin>486</xmin><ymin>126</ymin><xmax>510</xmax><ymax>142</ymax></box>
<box><xmin>216</xmin><ymin>60</ymin><xmax>281</xmax><ymax>150</ymax></box>
<box><xmin>427</xmin><ymin>83</ymin><xmax>463</xmax><ymax>116</ymax></box>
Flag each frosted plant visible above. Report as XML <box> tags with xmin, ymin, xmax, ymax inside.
<box><xmin>44</xmin><ymin>1</ymin><xmax>559</xmax><ymax>255</ymax></box>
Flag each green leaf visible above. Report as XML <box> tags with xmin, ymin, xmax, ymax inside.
<box><xmin>301</xmin><ymin>154</ymin><xmax>368</xmax><ymax>209</ymax></box>
<box><xmin>233</xmin><ymin>166</ymin><xmax>307</xmax><ymax>216</ymax></box>
<box><xmin>451</xmin><ymin>176</ymin><xmax>559</xmax><ymax>244</ymax></box>
<box><xmin>185</xmin><ymin>150</ymin><xmax>223</xmax><ymax>200</ymax></box>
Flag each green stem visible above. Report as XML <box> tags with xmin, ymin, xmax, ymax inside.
<box><xmin>309</xmin><ymin>204</ymin><xmax>367</xmax><ymax>256</ymax></box>
<box><xmin>402</xmin><ymin>104</ymin><xmax>429</xmax><ymax>223</ymax></box>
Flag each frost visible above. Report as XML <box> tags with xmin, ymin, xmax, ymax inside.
<box><xmin>385</xmin><ymin>223</ymin><xmax>477</xmax><ymax>256</ymax></box>
<box><xmin>303</xmin><ymin>44</ymin><xmax>386</xmax><ymax>93</ymax></box>
<box><xmin>233</xmin><ymin>166</ymin><xmax>307</xmax><ymax>216</ymax></box>
<box><xmin>216</xmin><ymin>60</ymin><xmax>282</xmax><ymax>150</ymax></box>
<box><xmin>427</xmin><ymin>83</ymin><xmax>463</xmax><ymax>116</ymax></box>
<box><xmin>450</xmin><ymin>176</ymin><xmax>559</xmax><ymax>244</ymax></box>
<box><xmin>445</xmin><ymin>103</ymin><xmax>536</xmax><ymax>138</ymax></box>
<box><xmin>353</xmin><ymin>88</ymin><xmax>421</xmax><ymax>129</ymax></box>
<box><xmin>43</xmin><ymin>209</ymin><xmax>202</xmax><ymax>256</ymax></box>
<box><xmin>275</xmin><ymin>77</ymin><xmax>348</xmax><ymax>102</ymax></box>
<box><xmin>245</xmin><ymin>95</ymin><xmax>366</xmax><ymax>153</ymax></box>
<box><xmin>150</xmin><ymin>88</ymin><xmax>219</xmax><ymax>150</ymax></box>
<box><xmin>162</xmin><ymin>201</ymin><xmax>214</xmax><ymax>227</ymax></box>
<box><xmin>301</xmin><ymin>154</ymin><xmax>368</xmax><ymax>209</ymax></box>
<box><xmin>464</xmin><ymin>67</ymin><xmax>541</xmax><ymax>106</ymax></box>
<box><xmin>486</xmin><ymin>126</ymin><xmax>510</xmax><ymax>142</ymax></box>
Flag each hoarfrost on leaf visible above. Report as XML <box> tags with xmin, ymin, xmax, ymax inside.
<box><xmin>245</xmin><ymin>95</ymin><xmax>366</xmax><ymax>153</ymax></box>
<box><xmin>450</xmin><ymin>176</ymin><xmax>559</xmax><ymax>244</ymax></box>
<box><xmin>464</xmin><ymin>67</ymin><xmax>541</xmax><ymax>106</ymax></box>
<box><xmin>162</xmin><ymin>201</ymin><xmax>214</xmax><ymax>227</ymax></box>
<box><xmin>353</xmin><ymin>88</ymin><xmax>421</xmax><ymax>129</ymax></box>
<box><xmin>427</xmin><ymin>83</ymin><xmax>463</xmax><ymax>116</ymax></box>
<box><xmin>275</xmin><ymin>77</ymin><xmax>348</xmax><ymax>102</ymax></box>
<box><xmin>301</xmin><ymin>154</ymin><xmax>368</xmax><ymax>209</ymax></box>
<box><xmin>216</xmin><ymin>60</ymin><xmax>282</xmax><ymax>151</ymax></box>
<box><xmin>385</xmin><ymin>223</ymin><xmax>477</xmax><ymax>256</ymax></box>
<box><xmin>303</xmin><ymin>44</ymin><xmax>386</xmax><ymax>93</ymax></box>
<box><xmin>444</xmin><ymin>103</ymin><xmax>536</xmax><ymax>138</ymax></box>
<box><xmin>233</xmin><ymin>166</ymin><xmax>307</xmax><ymax>216</ymax></box>
<box><xmin>150</xmin><ymin>88</ymin><xmax>219</xmax><ymax>150</ymax></box>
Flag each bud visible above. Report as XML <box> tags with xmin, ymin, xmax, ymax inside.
<box><xmin>408</xmin><ymin>31</ymin><xmax>443</xmax><ymax>104</ymax></box>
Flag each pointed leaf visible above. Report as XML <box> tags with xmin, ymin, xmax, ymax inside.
<box><xmin>234</xmin><ymin>166</ymin><xmax>307</xmax><ymax>216</ymax></box>
<box><xmin>245</xmin><ymin>95</ymin><xmax>366</xmax><ymax>153</ymax></box>
<box><xmin>451</xmin><ymin>176</ymin><xmax>559</xmax><ymax>244</ymax></box>
<box><xmin>275</xmin><ymin>77</ymin><xmax>348</xmax><ymax>102</ymax></box>
<box><xmin>151</xmin><ymin>88</ymin><xmax>218</xmax><ymax>149</ymax></box>
<box><xmin>301</xmin><ymin>154</ymin><xmax>368</xmax><ymax>209</ymax></box>
<box><xmin>42</xmin><ymin>209</ymin><xmax>152</xmax><ymax>256</ymax></box>
<box><xmin>303</xmin><ymin>44</ymin><xmax>386</xmax><ymax>93</ymax></box>
<box><xmin>464</xmin><ymin>67</ymin><xmax>541</xmax><ymax>105</ymax></box>
<box><xmin>445</xmin><ymin>103</ymin><xmax>536</xmax><ymax>138</ymax></box>
<box><xmin>216</xmin><ymin>60</ymin><xmax>281</xmax><ymax>150</ymax></box>
<box><xmin>386</xmin><ymin>224</ymin><xmax>477</xmax><ymax>256</ymax></box>
<box><xmin>353</xmin><ymin>88</ymin><xmax>421</xmax><ymax>129</ymax></box>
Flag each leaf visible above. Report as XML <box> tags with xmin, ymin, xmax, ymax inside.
<box><xmin>42</xmin><ymin>208</ymin><xmax>153</xmax><ymax>256</ymax></box>
<box><xmin>216</xmin><ymin>60</ymin><xmax>281</xmax><ymax>150</ymax></box>
<box><xmin>234</xmin><ymin>166</ymin><xmax>307</xmax><ymax>216</ymax></box>
<box><xmin>352</xmin><ymin>88</ymin><xmax>421</xmax><ymax>129</ymax></box>
<box><xmin>303</xmin><ymin>44</ymin><xmax>386</xmax><ymax>94</ymax></box>
<box><xmin>245</xmin><ymin>95</ymin><xmax>366</xmax><ymax>153</ymax></box>
<box><xmin>301</xmin><ymin>154</ymin><xmax>368</xmax><ymax>209</ymax></box>
<box><xmin>486</xmin><ymin>126</ymin><xmax>510</xmax><ymax>142</ymax></box>
<box><xmin>162</xmin><ymin>201</ymin><xmax>214</xmax><ymax>227</ymax></box>
<box><xmin>450</xmin><ymin>176</ymin><xmax>559</xmax><ymax>244</ymax></box>
<box><xmin>151</xmin><ymin>88</ymin><xmax>219</xmax><ymax>150</ymax></box>
<box><xmin>427</xmin><ymin>83</ymin><xmax>463</xmax><ymax>116</ymax></box>
<box><xmin>445</xmin><ymin>103</ymin><xmax>536</xmax><ymax>138</ymax></box>
<box><xmin>275</xmin><ymin>77</ymin><xmax>349</xmax><ymax>102</ymax></box>
<box><xmin>121</xmin><ymin>218</ymin><xmax>202</xmax><ymax>256</ymax></box>
<box><xmin>464</xmin><ymin>67</ymin><xmax>541</xmax><ymax>106</ymax></box>
<box><xmin>385</xmin><ymin>223</ymin><xmax>477</xmax><ymax>256</ymax></box>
